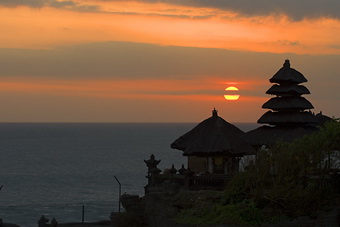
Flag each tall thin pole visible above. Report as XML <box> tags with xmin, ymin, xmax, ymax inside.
<box><xmin>114</xmin><ymin>175</ymin><xmax>121</xmax><ymax>212</ymax></box>
<box><xmin>82</xmin><ymin>205</ymin><xmax>85</xmax><ymax>223</ymax></box>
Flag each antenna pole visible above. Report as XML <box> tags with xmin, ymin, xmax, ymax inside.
<box><xmin>114</xmin><ymin>175</ymin><xmax>121</xmax><ymax>212</ymax></box>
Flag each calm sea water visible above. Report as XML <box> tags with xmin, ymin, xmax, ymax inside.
<box><xmin>0</xmin><ymin>123</ymin><xmax>258</xmax><ymax>227</ymax></box>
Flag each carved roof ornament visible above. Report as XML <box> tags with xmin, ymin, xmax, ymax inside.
<box><xmin>212</xmin><ymin>108</ymin><xmax>218</xmax><ymax>117</ymax></box>
<box><xmin>144</xmin><ymin>154</ymin><xmax>161</xmax><ymax>173</ymax></box>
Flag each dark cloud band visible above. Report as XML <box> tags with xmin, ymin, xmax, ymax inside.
<box><xmin>183</xmin><ymin>0</ymin><xmax>340</xmax><ymax>21</ymax></box>
<box><xmin>0</xmin><ymin>0</ymin><xmax>338</xmax><ymax>20</ymax></box>
<box><xmin>119</xmin><ymin>0</ymin><xmax>340</xmax><ymax>21</ymax></box>
<box><xmin>0</xmin><ymin>0</ymin><xmax>45</xmax><ymax>8</ymax></box>
<box><xmin>0</xmin><ymin>0</ymin><xmax>99</xmax><ymax>12</ymax></box>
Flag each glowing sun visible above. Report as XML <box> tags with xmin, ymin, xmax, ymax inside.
<box><xmin>224</xmin><ymin>86</ymin><xmax>240</xmax><ymax>101</ymax></box>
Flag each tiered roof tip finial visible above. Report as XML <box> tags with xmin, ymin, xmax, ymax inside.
<box><xmin>283</xmin><ymin>59</ymin><xmax>290</xmax><ymax>68</ymax></box>
<box><xmin>212</xmin><ymin>108</ymin><xmax>218</xmax><ymax>117</ymax></box>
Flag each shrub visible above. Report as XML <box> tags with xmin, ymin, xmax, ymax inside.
<box><xmin>176</xmin><ymin>120</ymin><xmax>339</xmax><ymax>225</ymax></box>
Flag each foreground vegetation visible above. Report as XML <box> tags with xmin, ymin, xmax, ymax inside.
<box><xmin>177</xmin><ymin>120</ymin><xmax>340</xmax><ymax>226</ymax></box>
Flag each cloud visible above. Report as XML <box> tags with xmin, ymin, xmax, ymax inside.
<box><xmin>0</xmin><ymin>0</ymin><xmax>100</xmax><ymax>12</ymax></box>
<box><xmin>0</xmin><ymin>0</ymin><xmax>208</xmax><ymax>18</ymax></box>
<box><xmin>136</xmin><ymin>0</ymin><xmax>340</xmax><ymax>21</ymax></box>
<box><xmin>0</xmin><ymin>41</ymin><xmax>338</xmax><ymax>122</ymax></box>
<box><xmin>2</xmin><ymin>0</ymin><xmax>339</xmax><ymax>21</ymax></box>
<box><xmin>0</xmin><ymin>41</ymin><xmax>339</xmax><ymax>87</ymax></box>
<box><xmin>0</xmin><ymin>0</ymin><xmax>45</xmax><ymax>8</ymax></box>
<box><xmin>0</xmin><ymin>42</ymin><xmax>279</xmax><ymax>79</ymax></box>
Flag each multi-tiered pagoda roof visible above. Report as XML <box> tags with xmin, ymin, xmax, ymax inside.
<box><xmin>246</xmin><ymin>60</ymin><xmax>320</xmax><ymax>146</ymax></box>
<box><xmin>258</xmin><ymin>59</ymin><xmax>317</xmax><ymax>126</ymax></box>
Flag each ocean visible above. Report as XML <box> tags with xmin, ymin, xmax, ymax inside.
<box><xmin>0</xmin><ymin>122</ymin><xmax>258</xmax><ymax>227</ymax></box>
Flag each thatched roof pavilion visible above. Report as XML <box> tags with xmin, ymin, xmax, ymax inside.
<box><xmin>245</xmin><ymin>125</ymin><xmax>316</xmax><ymax>146</ymax></box>
<box><xmin>315</xmin><ymin>111</ymin><xmax>333</xmax><ymax>125</ymax></box>
<box><xmin>171</xmin><ymin>109</ymin><xmax>255</xmax><ymax>174</ymax></box>
<box><xmin>246</xmin><ymin>111</ymin><xmax>334</xmax><ymax>147</ymax></box>
<box><xmin>171</xmin><ymin>109</ymin><xmax>255</xmax><ymax>156</ymax></box>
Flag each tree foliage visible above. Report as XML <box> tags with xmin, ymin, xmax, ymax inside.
<box><xmin>225</xmin><ymin>119</ymin><xmax>340</xmax><ymax>218</ymax></box>
<box><xmin>177</xmin><ymin>120</ymin><xmax>340</xmax><ymax>225</ymax></box>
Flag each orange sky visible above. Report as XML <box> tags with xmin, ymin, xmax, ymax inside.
<box><xmin>0</xmin><ymin>0</ymin><xmax>339</xmax><ymax>122</ymax></box>
<box><xmin>1</xmin><ymin>2</ymin><xmax>340</xmax><ymax>54</ymax></box>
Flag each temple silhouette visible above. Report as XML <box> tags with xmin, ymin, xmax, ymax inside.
<box><xmin>139</xmin><ymin>60</ymin><xmax>333</xmax><ymax>193</ymax></box>
<box><xmin>246</xmin><ymin>59</ymin><xmax>331</xmax><ymax>147</ymax></box>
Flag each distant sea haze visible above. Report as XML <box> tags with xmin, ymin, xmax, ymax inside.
<box><xmin>0</xmin><ymin>122</ymin><xmax>258</xmax><ymax>227</ymax></box>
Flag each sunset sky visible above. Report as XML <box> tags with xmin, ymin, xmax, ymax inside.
<box><xmin>0</xmin><ymin>0</ymin><xmax>339</xmax><ymax>123</ymax></box>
